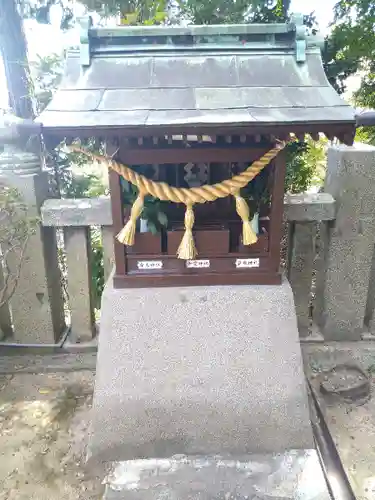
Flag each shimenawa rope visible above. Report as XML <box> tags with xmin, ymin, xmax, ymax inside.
<box><xmin>70</xmin><ymin>141</ymin><xmax>288</xmax><ymax>259</ymax></box>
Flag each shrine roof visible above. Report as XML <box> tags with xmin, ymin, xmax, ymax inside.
<box><xmin>37</xmin><ymin>17</ymin><xmax>355</xmax><ymax>137</ymax></box>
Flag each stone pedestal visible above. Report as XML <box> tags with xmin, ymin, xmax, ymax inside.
<box><xmin>89</xmin><ymin>277</ymin><xmax>313</xmax><ymax>468</ymax></box>
<box><xmin>315</xmin><ymin>144</ymin><xmax>375</xmax><ymax>340</ymax></box>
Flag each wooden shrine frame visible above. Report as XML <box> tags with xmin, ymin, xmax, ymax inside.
<box><xmin>109</xmin><ymin>142</ymin><xmax>286</xmax><ymax>288</ymax></box>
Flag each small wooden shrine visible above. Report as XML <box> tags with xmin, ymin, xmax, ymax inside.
<box><xmin>38</xmin><ymin>16</ymin><xmax>356</xmax><ymax>288</ymax></box>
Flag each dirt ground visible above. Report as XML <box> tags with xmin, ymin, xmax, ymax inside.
<box><xmin>324</xmin><ymin>399</ymin><xmax>375</xmax><ymax>500</ymax></box>
<box><xmin>0</xmin><ymin>371</ymin><xmax>104</xmax><ymax>500</ymax></box>
<box><xmin>310</xmin><ymin>371</ymin><xmax>375</xmax><ymax>500</ymax></box>
<box><xmin>1</xmin><ymin>363</ymin><xmax>375</xmax><ymax>500</ymax></box>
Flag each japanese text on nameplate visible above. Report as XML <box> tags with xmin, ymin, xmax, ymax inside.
<box><xmin>186</xmin><ymin>260</ymin><xmax>210</xmax><ymax>268</ymax></box>
<box><xmin>137</xmin><ymin>260</ymin><xmax>163</xmax><ymax>270</ymax></box>
<box><xmin>235</xmin><ymin>258</ymin><xmax>260</xmax><ymax>269</ymax></box>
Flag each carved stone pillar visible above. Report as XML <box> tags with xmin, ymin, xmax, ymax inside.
<box><xmin>315</xmin><ymin>144</ymin><xmax>375</xmax><ymax>340</ymax></box>
<box><xmin>0</xmin><ymin>144</ymin><xmax>65</xmax><ymax>343</ymax></box>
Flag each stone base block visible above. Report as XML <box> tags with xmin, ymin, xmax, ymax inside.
<box><xmin>103</xmin><ymin>451</ymin><xmax>330</xmax><ymax>500</ymax></box>
<box><xmin>89</xmin><ymin>278</ymin><xmax>313</xmax><ymax>467</ymax></box>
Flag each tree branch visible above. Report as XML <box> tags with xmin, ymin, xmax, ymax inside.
<box><xmin>0</xmin><ymin>183</ymin><xmax>36</xmax><ymax>309</ymax></box>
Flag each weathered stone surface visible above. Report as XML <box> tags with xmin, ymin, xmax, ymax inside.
<box><xmin>302</xmin><ymin>341</ymin><xmax>375</xmax><ymax>372</ymax></box>
<box><xmin>104</xmin><ymin>450</ymin><xmax>330</xmax><ymax>500</ymax></box>
<box><xmin>284</xmin><ymin>193</ymin><xmax>335</xmax><ymax>222</ymax></box>
<box><xmin>315</xmin><ymin>144</ymin><xmax>375</xmax><ymax>340</ymax></box>
<box><xmin>0</xmin><ymin>114</ymin><xmax>41</xmax><ymax>146</ymax></box>
<box><xmin>89</xmin><ymin>277</ymin><xmax>313</xmax><ymax>467</ymax></box>
<box><xmin>0</xmin><ymin>146</ymin><xmax>41</xmax><ymax>176</ymax></box>
<box><xmin>366</xmin><ymin>249</ymin><xmax>375</xmax><ymax>334</ymax></box>
<box><xmin>41</xmin><ymin>194</ymin><xmax>334</xmax><ymax>228</ymax></box>
<box><xmin>42</xmin><ymin>197</ymin><xmax>112</xmax><ymax>227</ymax></box>
<box><xmin>64</xmin><ymin>227</ymin><xmax>95</xmax><ymax>342</ymax></box>
<box><xmin>1</xmin><ymin>169</ymin><xmax>65</xmax><ymax>343</ymax></box>
<box><xmin>288</xmin><ymin>222</ymin><xmax>316</xmax><ymax>337</ymax></box>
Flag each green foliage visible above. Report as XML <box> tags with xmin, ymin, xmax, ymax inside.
<box><xmin>20</xmin><ymin>0</ymin><xmax>291</xmax><ymax>24</ymax></box>
<box><xmin>90</xmin><ymin>228</ymin><xmax>104</xmax><ymax>309</ymax></box>
<box><xmin>285</xmin><ymin>143</ymin><xmax>312</xmax><ymax>194</ymax></box>
<box><xmin>177</xmin><ymin>0</ymin><xmax>289</xmax><ymax>24</ymax></box>
<box><xmin>321</xmin><ymin>35</ymin><xmax>359</xmax><ymax>95</ymax></box>
<box><xmin>53</xmin><ymin>152</ymin><xmax>107</xmax><ymax>198</ymax></box>
<box><xmin>355</xmin><ymin>126</ymin><xmax>375</xmax><ymax>146</ymax></box>
<box><xmin>0</xmin><ymin>183</ymin><xmax>38</xmax><ymax>307</ymax></box>
<box><xmin>327</xmin><ymin>1</ymin><xmax>375</xmax><ymax>147</ymax></box>
<box><xmin>81</xmin><ymin>0</ymin><xmax>169</xmax><ymax>23</ymax></box>
<box><xmin>240</xmin><ymin>168</ymin><xmax>269</xmax><ymax>213</ymax></box>
<box><xmin>284</xmin><ymin>137</ymin><xmax>327</xmax><ymax>194</ymax></box>
<box><xmin>122</xmin><ymin>180</ymin><xmax>169</xmax><ymax>234</ymax></box>
<box><xmin>30</xmin><ymin>53</ymin><xmax>64</xmax><ymax>113</ymax></box>
<box><xmin>325</xmin><ymin>0</ymin><xmax>375</xmax><ymax>96</ymax></box>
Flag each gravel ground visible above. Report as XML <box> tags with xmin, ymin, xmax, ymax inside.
<box><xmin>0</xmin><ymin>371</ymin><xmax>104</xmax><ymax>500</ymax></box>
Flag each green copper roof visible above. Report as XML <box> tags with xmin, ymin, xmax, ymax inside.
<box><xmin>37</xmin><ymin>16</ymin><xmax>355</xmax><ymax>136</ymax></box>
<box><xmin>78</xmin><ymin>14</ymin><xmax>322</xmax><ymax>66</ymax></box>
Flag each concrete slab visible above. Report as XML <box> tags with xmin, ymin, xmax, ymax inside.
<box><xmin>103</xmin><ymin>450</ymin><xmax>330</xmax><ymax>500</ymax></box>
<box><xmin>89</xmin><ymin>278</ymin><xmax>313</xmax><ymax>466</ymax></box>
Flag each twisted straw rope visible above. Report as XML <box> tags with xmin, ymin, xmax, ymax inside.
<box><xmin>70</xmin><ymin>141</ymin><xmax>288</xmax><ymax>204</ymax></box>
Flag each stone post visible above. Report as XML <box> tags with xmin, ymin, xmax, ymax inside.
<box><xmin>285</xmin><ymin>193</ymin><xmax>335</xmax><ymax>338</ymax></box>
<box><xmin>315</xmin><ymin>144</ymin><xmax>375</xmax><ymax>340</ymax></box>
<box><xmin>0</xmin><ymin>144</ymin><xmax>65</xmax><ymax>343</ymax></box>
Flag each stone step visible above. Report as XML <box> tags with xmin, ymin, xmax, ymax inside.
<box><xmin>102</xmin><ymin>451</ymin><xmax>330</xmax><ymax>500</ymax></box>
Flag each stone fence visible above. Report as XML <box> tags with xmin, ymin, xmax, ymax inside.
<box><xmin>1</xmin><ymin>144</ymin><xmax>375</xmax><ymax>345</ymax></box>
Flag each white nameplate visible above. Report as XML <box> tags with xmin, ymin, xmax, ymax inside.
<box><xmin>235</xmin><ymin>258</ymin><xmax>260</xmax><ymax>269</ymax></box>
<box><xmin>137</xmin><ymin>260</ymin><xmax>163</xmax><ymax>270</ymax></box>
<box><xmin>186</xmin><ymin>259</ymin><xmax>210</xmax><ymax>269</ymax></box>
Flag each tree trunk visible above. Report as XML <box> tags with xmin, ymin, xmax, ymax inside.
<box><xmin>282</xmin><ymin>0</ymin><xmax>290</xmax><ymax>17</ymax></box>
<box><xmin>0</xmin><ymin>0</ymin><xmax>34</xmax><ymax>118</ymax></box>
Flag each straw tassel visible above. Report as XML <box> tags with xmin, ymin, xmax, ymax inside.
<box><xmin>177</xmin><ymin>203</ymin><xmax>197</xmax><ymax>260</ymax></box>
<box><xmin>116</xmin><ymin>192</ymin><xmax>145</xmax><ymax>245</ymax></box>
<box><xmin>234</xmin><ymin>192</ymin><xmax>258</xmax><ymax>246</ymax></box>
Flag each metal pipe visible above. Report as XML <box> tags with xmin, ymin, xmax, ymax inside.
<box><xmin>0</xmin><ymin>325</ymin><xmax>71</xmax><ymax>350</ymax></box>
<box><xmin>356</xmin><ymin>110</ymin><xmax>375</xmax><ymax>128</ymax></box>
<box><xmin>308</xmin><ymin>380</ymin><xmax>357</xmax><ymax>500</ymax></box>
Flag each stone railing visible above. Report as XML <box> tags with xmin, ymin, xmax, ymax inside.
<box><xmin>2</xmin><ymin>144</ymin><xmax>375</xmax><ymax>345</ymax></box>
<box><xmin>31</xmin><ymin>193</ymin><xmax>332</xmax><ymax>343</ymax></box>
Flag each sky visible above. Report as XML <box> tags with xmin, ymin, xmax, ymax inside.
<box><xmin>0</xmin><ymin>0</ymin><xmax>338</xmax><ymax>110</ymax></box>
